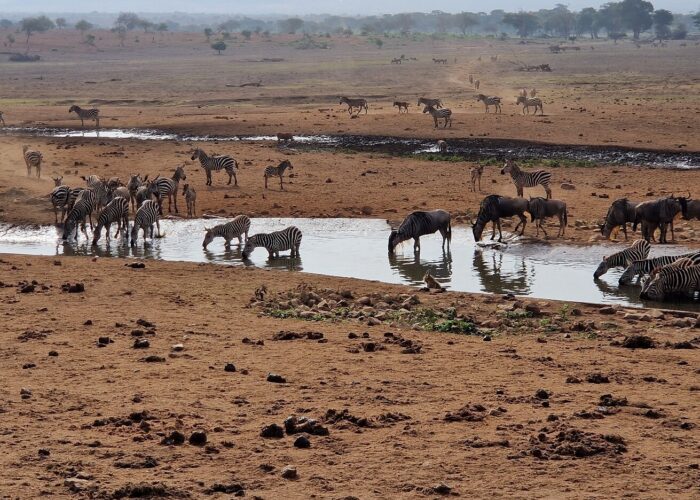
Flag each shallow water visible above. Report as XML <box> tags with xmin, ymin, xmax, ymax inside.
<box><xmin>3</xmin><ymin>127</ymin><xmax>698</xmax><ymax>169</ymax></box>
<box><xmin>0</xmin><ymin>218</ymin><xmax>697</xmax><ymax>312</ymax></box>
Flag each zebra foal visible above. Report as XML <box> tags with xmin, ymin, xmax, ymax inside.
<box><xmin>516</xmin><ymin>96</ymin><xmax>544</xmax><ymax>115</ymax></box>
<box><xmin>0</xmin><ymin>111</ymin><xmax>5</xmax><ymax>126</ymax></box>
<box><xmin>501</xmin><ymin>160</ymin><xmax>552</xmax><ymax>199</ymax></box>
<box><xmin>264</xmin><ymin>160</ymin><xmax>294</xmax><ymax>190</ymax></box>
<box><xmin>339</xmin><ymin>97</ymin><xmax>368</xmax><ymax>115</ymax></box>
<box><xmin>242</xmin><ymin>226</ymin><xmax>302</xmax><ymax>259</ymax></box>
<box><xmin>182</xmin><ymin>184</ymin><xmax>197</xmax><ymax>218</ymax></box>
<box><xmin>423</xmin><ymin>105</ymin><xmax>452</xmax><ymax>128</ymax></box>
<box><xmin>127</xmin><ymin>174</ymin><xmax>147</xmax><ymax>210</ymax></box>
<box><xmin>69</xmin><ymin>105</ymin><xmax>100</xmax><ymax>128</ymax></box>
<box><xmin>130</xmin><ymin>200</ymin><xmax>161</xmax><ymax>247</ymax></box>
<box><xmin>92</xmin><ymin>197</ymin><xmax>129</xmax><ymax>245</ymax></box>
<box><xmin>470</xmin><ymin>165</ymin><xmax>484</xmax><ymax>192</ymax></box>
<box><xmin>202</xmin><ymin>215</ymin><xmax>251</xmax><ymax>249</ymax></box>
<box><xmin>593</xmin><ymin>239</ymin><xmax>651</xmax><ymax>279</ymax></box>
<box><xmin>191</xmin><ymin>148</ymin><xmax>238</xmax><ymax>186</ymax></box>
<box><xmin>50</xmin><ymin>183</ymin><xmax>71</xmax><ymax>223</ymax></box>
<box><xmin>22</xmin><ymin>145</ymin><xmax>43</xmax><ymax>178</ymax></box>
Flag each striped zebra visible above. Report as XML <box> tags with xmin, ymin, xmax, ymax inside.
<box><xmin>130</xmin><ymin>200</ymin><xmax>161</xmax><ymax>247</ymax></box>
<box><xmin>68</xmin><ymin>105</ymin><xmax>100</xmax><ymax>128</ymax></box>
<box><xmin>50</xmin><ymin>185</ymin><xmax>71</xmax><ymax>223</ymax></box>
<box><xmin>423</xmin><ymin>105</ymin><xmax>452</xmax><ymax>128</ymax></box>
<box><xmin>191</xmin><ymin>148</ymin><xmax>238</xmax><ymax>186</ymax></box>
<box><xmin>66</xmin><ymin>187</ymin><xmax>85</xmax><ymax>213</ymax></box>
<box><xmin>127</xmin><ymin>174</ymin><xmax>147</xmax><ymax>210</ymax></box>
<box><xmin>516</xmin><ymin>96</ymin><xmax>544</xmax><ymax>115</ymax></box>
<box><xmin>22</xmin><ymin>145</ymin><xmax>43</xmax><ymax>178</ymax></box>
<box><xmin>470</xmin><ymin>165</ymin><xmax>484</xmax><ymax>192</ymax></box>
<box><xmin>619</xmin><ymin>252</ymin><xmax>700</xmax><ymax>285</ymax></box>
<box><xmin>640</xmin><ymin>265</ymin><xmax>700</xmax><ymax>301</ymax></box>
<box><xmin>111</xmin><ymin>186</ymin><xmax>130</xmax><ymax>201</ymax></box>
<box><xmin>62</xmin><ymin>191</ymin><xmax>97</xmax><ymax>240</ymax></box>
<box><xmin>134</xmin><ymin>185</ymin><xmax>152</xmax><ymax>209</ymax></box>
<box><xmin>242</xmin><ymin>226</ymin><xmax>302</xmax><ymax>259</ymax></box>
<box><xmin>92</xmin><ymin>197</ymin><xmax>129</xmax><ymax>245</ymax></box>
<box><xmin>0</xmin><ymin>111</ymin><xmax>5</xmax><ymax>127</ymax></box>
<box><xmin>339</xmin><ymin>97</ymin><xmax>368</xmax><ymax>115</ymax></box>
<box><xmin>476</xmin><ymin>94</ymin><xmax>502</xmax><ymax>113</ymax></box>
<box><xmin>150</xmin><ymin>165</ymin><xmax>186</xmax><ymax>214</ymax></box>
<box><xmin>74</xmin><ymin>188</ymin><xmax>98</xmax><ymax>230</ymax></box>
<box><xmin>501</xmin><ymin>160</ymin><xmax>552</xmax><ymax>199</ymax></box>
<box><xmin>182</xmin><ymin>184</ymin><xmax>196</xmax><ymax>218</ymax></box>
<box><xmin>81</xmin><ymin>175</ymin><xmax>111</xmax><ymax>211</ymax></box>
<box><xmin>417</xmin><ymin>97</ymin><xmax>443</xmax><ymax>109</ymax></box>
<box><xmin>202</xmin><ymin>215</ymin><xmax>251</xmax><ymax>249</ymax></box>
<box><xmin>593</xmin><ymin>239</ymin><xmax>651</xmax><ymax>279</ymax></box>
<box><xmin>264</xmin><ymin>160</ymin><xmax>294</xmax><ymax>190</ymax></box>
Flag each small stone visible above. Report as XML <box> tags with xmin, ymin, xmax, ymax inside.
<box><xmin>20</xmin><ymin>284</ymin><xmax>35</xmax><ymax>293</ymax></box>
<box><xmin>482</xmin><ymin>335</ymin><xmax>492</xmax><ymax>342</ymax></box>
<box><xmin>525</xmin><ymin>304</ymin><xmax>541</xmax><ymax>316</ymax></box>
<box><xmin>136</xmin><ymin>318</ymin><xmax>155</xmax><ymax>328</ymax></box>
<box><xmin>161</xmin><ymin>430</ymin><xmax>185</xmax><ymax>445</ymax></box>
<box><xmin>348</xmin><ymin>332</ymin><xmax>358</xmax><ymax>339</ymax></box>
<box><xmin>433</xmin><ymin>483</ymin><xmax>452</xmax><ymax>495</ymax></box>
<box><xmin>38</xmin><ymin>448</ymin><xmax>50</xmax><ymax>457</ymax></box>
<box><xmin>560</xmin><ymin>182</ymin><xmax>576</xmax><ymax>190</ymax></box>
<box><xmin>599</xmin><ymin>306</ymin><xmax>615</xmax><ymax>315</ymax></box>
<box><xmin>621</xmin><ymin>335</ymin><xmax>655</xmax><ymax>349</ymax></box>
<box><xmin>367</xmin><ymin>317</ymin><xmax>381</xmax><ymax>326</ymax></box>
<box><xmin>83</xmin><ymin>319</ymin><xmax>93</xmax><ymax>326</ymax></box>
<box><xmin>48</xmin><ymin>350</ymin><xmax>58</xmax><ymax>357</ymax></box>
<box><xmin>20</xmin><ymin>387</ymin><xmax>32</xmax><ymax>397</ymax></box>
<box><xmin>224</xmin><ymin>363</ymin><xmax>236</xmax><ymax>372</ymax></box>
<box><xmin>293</xmin><ymin>436</ymin><xmax>311</xmax><ymax>448</ymax></box>
<box><xmin>281</xmin><ymin>465</ymin><xmax>298</xmax><ymax>479</ymax></box>
<box><xmin>171</xmin><ymin>344</ymin><xmax>184</xmax><ymax>352</ymax></box>
<box><xmin>267</xmin><ymin>373</ymin><xmax>286</xmax><ymax>383</ymax></box>
<box><xmin>586</xmin><ymin>373</ymin><xmax>610</xmax><ymax>384</ymax></box>
<box><xmin>22</xmin><ymin>363</ymin><xmax>36</xmax><ymax>369</ymax></box>
<box><xmin>535</xmin><ymin>389</ymin><xmax>550</xmax><ymax>400</ymax></box>
<box><xmin>98</xmin><ymin>336</ymin><xmax>112</xmax><ymax>346</ymax></box>
<box><xmin>357</xmin><ymin>296</ymin><xmax>372</xmax><ymax>306</ymax></box>
<box><xmin>133</xmin><ymin>338</ymin><xmax>150</xmax><ymax>349</ymax></box>
<box><xmin>189</xmin><ymin>430</ymin><xmax>207</xmax><ymax>446</ymax></box>
<box><xmin>260</xmin><ymin>424</ymin><xmax>285</xmax><ymax>439</ymax></box>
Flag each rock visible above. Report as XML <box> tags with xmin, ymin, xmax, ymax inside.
<box><xmin>224</xmin><ymin>363</ymin><xmax>236</xmax><ymax>372</ymax></box>
<box><xmin>535</xmin><ymin>389</ymin><xmax>550</xmax><ymax>400</ymax></box>
<box><xmin>348</xmin><ymin>332</ymin><xmax>358</xmax><ymax>339</ymax></box>
<box><xmin>648</xmin><ymin>309</ymin><xmax>665</xmax><ymax>320</ymax></box>
<box><xmin>560</xmin><ymin>182</ymin><xmax>576</xmax><ymax>190</ymax></box>
<box><xmin>136</xmin><ymin>318</ymin><xmax>155</xmax><ymax>328</ymax></box>
<box><xmin>621</xmin><ymin>335</ymin><xmax>655</xmax><ymax>349</ymax></box>
<box><xmin>171</xmin><ymin>344</ymin><xmax>184</xmax><ymax>352</ymax></box>
<box><xmin>525</xmin><ymin>304</ymin><xmax>541</xmax><ymax>316</ymax></box>
<box><xmin>189</xmin><ymin>430</ymin><xmax>207</xmax><ymax>446</ymax></box>
<box><xmin>20</xmin><ymin>284</ymin><xmax>35</xmax><ymax>293</ymax></box>
<box><xmin>599</xmin><ymin>306</ymin><xmax>615</xmax><ymax>315</ymax></box>
<box><xmin>294</xmin><ymin>436</ymin><xmax>311</xmax><ymax>448</ymax></box>
<box><xmin>281</xmin><ymin>466</ymin><xmax>298</xmax><ymax>480</ymax></box>
<box><xmin>433</xmin><ymin>483</ymin><xmax>452</xmax><ymax>495</ymax></box>
<box><xmin>143</xmin><ymin>355</ymin><xmax>165</xmax><ymax>363</ymax></box>
<box><xmin>586</xmin><ymin>373</ymin><xmax>610</xmax><ymax>384</ymax></box>
<box><xmin>357</xmin><ymin>296</ymin><xmax>372</xmax><ymax>306</ymax></box>
<box><xmin>133</xmin><ymin>338</ymin><xmax>150</xmax><ymax>349</ymax></box>
<box><xmin>367</xmin><ymin>317</ymin><xmax>381</xmax><ymax>326</ymax></box>
<box><xmin>267</xmin><ymin>373</ymin><xmax>286</xmax><ymax>383</ymax></box>
<box><xmin>483</xmin><ymin>335</ymin><xmax>492</xmax><ymax>342</ymax></box>
<box><xmin>671</xmin><ymin>318</ymin><xmax>694</xmax><ymax>328</ymax></box>
<box><xmin>63</xmin><ymin>283</ymin><xmax>85</xmax><ymax>293</ymax></box>
<box><xmin>48</xmin><ymin>351</ymin><xmax>58</xmax><ymax>357</ymax></box>
<box><xmin>260</xmin><ymin>424</ymin><xmax>285</xmax><ymax>439</ymax></box>
<box><xmin>84</xmin><ymin>319</ymin><xmax>93</xmax><ymax>326</ymax></box>
<box><xmin>20</xmin><ymin>387</ymin><xmax>32</xmax><ymax>398</ymax></box>
<box><xmin>161</xmin><ymin>430</ymin><xmax>185</xmax><ymax>446</ymax></box>
<box><xmin>97</xmin><ymin>336</ymin><xmax>113</xmax><ymax>346</ymax></box>
<box><xmin>65</xmin><ymin>478</ymin><xmax>92</xmax><ymax>492</ymax></box>
<box><xmin>299</xmin><ymin>311</ymin><xmax>316</xmax><ymax>319</ymax></box>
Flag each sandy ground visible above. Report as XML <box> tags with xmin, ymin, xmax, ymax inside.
<box><xmin>0</xmin><ymin>254</ymin><xmax>699</xmax><ymax>498</ymax></box>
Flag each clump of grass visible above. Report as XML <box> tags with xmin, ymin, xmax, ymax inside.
<box><xmin>409</xmin><ymin>308</ymin><xmax>478</xmax><ymax>335</ymax></box>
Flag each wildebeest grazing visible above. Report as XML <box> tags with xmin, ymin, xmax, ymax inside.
<box><xmin>601</xmin><ymin>198</ymin><xmax>639</xmax><ymax>240</ymax></box>
<box><xmin>528</xmin><ymin>197</ymin><xmax>568</xmax><ymax>238</ymax></box>
<box><xmin>633</xmin><ymin>197</ymin><xmax>682</xmax><ymax>243</ymax></box>
<box><xmin>472</xmin><ymin>195</ymin><xmax>529</xmax><ymax>242</ymax></box>
<box><xmin>388</xmin><ymin>210</ymin><xmax>451</xmax><ymax>253</ymax></box>
<box><xmin>593</xmin><ymin>239</ymin><xmax>651</xmax><ymax>279</ymax></box>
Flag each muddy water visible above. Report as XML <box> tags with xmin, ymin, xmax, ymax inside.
<box><xmin>0</xmin><ymin>218</ymin><xmax>697</xmax><ymax>312</ymax></box>
<box><xmin>3</xmin><ymin>127</ymin><xmax>698</xmax><ymax>169</ymax></box>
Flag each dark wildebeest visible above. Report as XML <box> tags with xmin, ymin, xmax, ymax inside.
<box><xmin>600</xmin><ymin>198</ymin><xmax>638</xmax><ymax>240</ymax></box>
<box><xmin>472</xmin><ymin>195</ymin><xmax>529</xmax><ymax>242</ymax></box>
<box><xmin>388</xmin><ymin>210</ymin><xmax>451</xmax><ymax>253</ymax></box>
<box><xmin>528</xmin><ymin>197</ymin><xmax>568</xmax><ymax>238</ymax></box>
<box><xmin>633</xmin><ymin>197</ymin><xmax>682</xmax><ymax>243</ymax></box>
<box><xmin>682</xmin><ymin>199</ymin><xmax>700</xmax><ymax>220</ymax></box>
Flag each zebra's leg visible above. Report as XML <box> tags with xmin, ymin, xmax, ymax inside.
<box><xmin>413</xmin><ymin>237</ymin><xmax>420</xmax><ymax>253</ymax></box>
<box><xmin>80</xmin><ymin>118</ymin><xmax>84</xmax><ymax>128</ymax></box>
<box><xmin>37</xmin><ymin>164</ymin><xmax>41</xmax><ymax>179</ymax></box>
<box><xmin>225</xmin><ymin>238</ymin><xmax>231</xmax><ymax>249</ymax></box>
<box><xmin>96</xmin><ymin>117</ymin><xmax>100</xmax><ymax>128</ymax></box>
<box><xmin>264</xmin><ymin>174</ymin><xmax>268</xmax><ymax>189</ymax></box>
<box><xmin>155</xmin><ymin>220</ymin><xmax>161</xmax><ymax>238</ymax></box>
<box><xmin>280</xmin><ymin>175</ymin><xmax>284</xmax><ymax>190</ymax></box>
<box><xmin>545</xmin><ymin>185</ymin><xmax>552</xmax><ymax>199</ymax></box>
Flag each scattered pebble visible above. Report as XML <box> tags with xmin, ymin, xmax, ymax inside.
<box><xmin>281</xmin><ymin>465</ymin><xmax>298</xmax><ymax>480</ymax></box>
<box><xmin>189</xmin><ymin>430</ymin><xmax>207</xmax><ymax>446</ymax></box>
<box><xmin>294</xmin><ymin>436</ymin><xmax>311</xmax><ymax>448</ymax></box>
<box><xmin>267</xmin><ymin>373</ymin><xmax>286</xmax><ymax>383</ymax></box>
<box><xmin>260</xmin><ymin>424</ymin><xmax>284</xmax><ymax>439</ymax></box>
<box><xmin>133</xmin><ymin>339</ymin><xmax>150</xmax><ymax>349</ymax></box>
<box><xmin>224</xmin><ymin>363</ymin><xmax>236</xmax><ymax>372</ymax></box>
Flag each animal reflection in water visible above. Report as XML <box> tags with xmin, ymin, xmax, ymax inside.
<box><xmin>472</xmin><ymin>249</ymin><xmax>532</xmax><ymax>295</ymax></box>
<box><xmin>59</xmin><ymin>239</ymin><xmax>160</xmax><ymax>260</ymax></box>
<box><xmin>388</xmin><ymin>250</ymin><xmax>452</xmax><ymax>287</ymax></box>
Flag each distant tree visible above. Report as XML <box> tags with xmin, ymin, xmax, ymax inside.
<box><xmin>241</xmin><ymin>29</ymin><xmax>252</xmax><ymax>40</ymax></box>
<box><xmin>137</xmin><ymin>20</ymin><xmax>155</xmax><ymax>33</ymax></box>
<box><xmin>502</xmin><ymin>12</ymin><xmax>540</xmax><ymax>38</ymax></box>
<box><xmin>576</xmin><ymin>8</ymin><xmax>600</xmax><ymax>38</ymax></box>
<box><xmin>544</xmin><ymin>4</ymin><xmax>577</xmax><ymax>37</ymax></box>
<box><xmin>156</xmin><ymin>23</ymin><xmax>168</xmax><ymax>34</ymax></box>
<box><xmin>254</xmin><ymin>26</ymin><xmax>262</xmax><ymax>35</ymax></box>
<box><xmin>434</xmin><ymin>11</ymin><xmax>452</xmax><ymax>34</ymax></box>
<box><xmin>112</xmin><ymin>26</ymin><xmax>127</xmax><ymax>46</ymax></box>
<box><xmin>394</xmin><ymin>13</ymin><xmax>414</xmax><ymax>34</ymax></box>
<box><xmin>55</xmin><ymin>18</ymin><xmax>67</xmax><ymax>29</ymax></box>
<box><xmin>598</xmin><ymin>2</ymin><xmax>624</xmax><ymax>37</ymax></box>
<box><xmin>211</xmin><ymin>40</ymin><xmax>226</xmax><ymax>54</ymax></box>
<box><xmin>20</xmin><ymin>16</ymin><xmax>55</xmax><ymax>48</ymax></box>
<box><xmin>455</xmin><ymin>12</ymin><xmax>478</xmax><ymax>35</ymax></box>
<box><xmin>75</xmin><ymin>20</ymin><xmax>93</xmax><ymax>39</ymax></box>
<box><xmin>278</xmin><ymin>18</ymin><xmax>304</xmax><ymax>34</ymax></box>
<box><xmin>115</xmin><ymin>12</ymin><xmax>141</xmax><ymax>31</ymax></box>
<box><xmin>204</xmin><ymin>27</ymin><xmax>213</xmax><ymax>41</ymax></box>
<box><xmin>221</xmin><ymin>31</ymin><xmax>231</xmax><ymax>40</ymax></box>
<box><xmin>0</xmin><ymin>19</ymin><xmax>13</xmax><ymax>29</ymax></box>
<box><xmin>84</xmin><ymin>34</ymin><xmax>96</xmax><ymax>47</ymax></box>
<box><xmin>369</xmin><ymin>37</ymin><xmax>383</xmax><ymax>48</ymax></box>
<box><xmin>6</xmin><ymin>33</ymin><xmax>15</xmax><ymax>47</ymax></box>
<box><xmin>694</xmin><ymin>13</ymin><xmax>700</xmax><ymax>29</ymax></box>
<box><xmin>218</xmin><ymin>19</ymin><xmax>240</xmax><ymax>32</ymax></box>
<box><xmin>653</xmin><ymin>9</ymin><xmax>673</xmax><ymax>39</ymax></box>
<box><xmin>620</xmin><ymin>0</ymin><xmax>653</xmax><ymax>39</ymax></box>
<box><xmin>671</xmin><ymin>23</ymin><xmax>687</xmax><ymax>39</ymax></box>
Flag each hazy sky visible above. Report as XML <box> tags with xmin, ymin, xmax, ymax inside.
<box><xmin>0</xmin><ymin>0</ymin><xmax>696</xmax><ymax>14</ymax></box>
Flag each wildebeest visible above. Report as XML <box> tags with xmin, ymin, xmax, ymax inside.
<box><xmin>388</xmin><ymin>210</ymin><xmax>451</xmax><ymax>253</ymax></box>
<box><xmin>393</xmin><ymin>101</ymin><xmax>409</xmax><ymax>113</ymax></box>
<box><xmin>528</xmin><ymin>197</ymin><xmax>567</xmax><ymax>238</ymax></box>
<box><xmin>277</xmin><ymin>133</ymin><xmax>294</xmax><ymax>143</ymax></box>
<box><xmin>600</xmin><ymin>198</ymin><xmax>639</xmax><ymax>240</ymax></box>
<box><xmin>633</xmin><ymin>197</ymin><xmax>682</xmax><ymax>243</ymax></box>
<box><xmin>472</xmin><ymin>195</ymin><xmax>529</xmax><ymax>242</ymax></box>
<box><xmin>682</xmin><ymin>199</ymin><xmax>700</xmax><ymax>220</ymax></box>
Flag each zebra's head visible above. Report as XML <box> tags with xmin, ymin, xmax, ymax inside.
<box><xmin>422</xmin><ymin>105</ymin><xmax>433</xmax><ymax>114</ymax></box>
<box><xmin>640</xmin><ymin>275</ymin><xmax>663</xmax><ymax>301</ymax></box>
<box><xmin>202</xmin><ymin>228</ymin><xmax>214</xmax><ymax>249</ymax></box>
<box><xmin>388</xmin><ymin>230</ymin><xmax>400</xmax><ymax>253</ymax></box>
<box><xmin>68</xmin><ymin>105</ymin><xmax>77</xmax><ymax>113</ymax></box>
<box><xmin>516</xmin><ymin>96</ymin><xmax>526</xmax><ymax>105</ymax></box>
<box><xmin>127</xmin><ymin>174</ymin><xmax>142</xmax><ymax>191</ymax></box>
<box><xmin>242</xmin><ymin>236</ymin><xmax>258</xmax><ymax>259</ymax></box>
<box><xmin>91</xmin><ymin>225</ymin><xmax>103</xmax><ymax>246</ymax></box>
<box><xmin>593</xmin><ymin>258</ymin><xmax>610</xmax><ymax>279</ymax></box>
<box><xmin>190</xmin><ymin>149</ymin><xmax>202</xmax><ymax>161</ymax></box>
<box><xmin>52</xmin><ymin>175</ymin><xmax>63</xmax><ymax>187</ymax></box>
<box><xmin>618</xmin><ymin>262</ymin><xmax>640</xmax><ymax>286</ymax></box>
<box><xmin>174</xmin><ymin>165</ymin><xmax>186</xmax><ymax>181</ymax></box>
<box><xmin>62</xmin><ymin>218</ymin><xmax>76</xmax><ymax>241</ymax></box>
<box><xmin>501</xmin><ymin>160</ymin><xmax>514</xmax><ymax>175</ymax></box>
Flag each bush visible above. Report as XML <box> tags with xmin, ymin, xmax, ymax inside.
<box><xmin>211</xmin><ymin>41</ymin><xmax>227</xmax><ymax>54</ymax></box>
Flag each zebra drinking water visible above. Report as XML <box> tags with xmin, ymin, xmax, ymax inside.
<box><xmin>150</xmin><ymin>165</ymin><xmax>186</xmax><ymax>214</ymax></box>
<box><xmin>182</xmin><ymin>184</ymin><xmax>196</xmax><ymax>218</ymax></box>
<box><xmin>593</xmin><ymin>239</ymin><xmax>651</xmax><ymax>279</ymax></box>
<box><xmin>388</xmin><ymin>210</ymin><xmax>451</xmax><ymax>253</ymax></box>
<box><xmin>417</xmin><ymin>97</ymin><xmax>443</xmax><ymax>109</ymax></box>
<box><xmin>264</xmin><ymin>160</ymin><xmax>294</xmax><ymax>190</ymax></box>
<box><xmin>50</xmin><ymin>185</ymin><xmax>71</xmax><ymax>224</ymax></box>
<box><xmin>202</xmin><ymin>215</ymin><xmax>251</xmax><ymax>249</ymax></box>
<box><xmin>22</xmin><ymin>145</ymin><xmax>42</xmax><ymax>178</ymax></box>
<box><xmin>476</xmin><ymin>94</ymin><xmax>502</xmax><ymax>113</ymax></box>
<box><xmin>619</xmin><ymin>252</ymin><xmax>700</xmax><ymax>286</ymax></box>
<box><xmin>62</xmin><ymin>191</ymin><xmax>96</xmax><ymax>241</ymax></box>
<box><xmin>80</xmin><ymin>175</ymin><xmax>111</xmax><ymax>211</ymax></box>
<box><xmin>68</xmin><ymin>105</ymin><xmax>100</xmax><ymax>128</ymax></box>
<box><xmin>423</xmin><ymin>105</ymin><xmax>452</xmax><ymax>128</ymax></box>
<box><xmin>191</xmin><ymin>148</ymin><xmax>238</xmax><ymax>186</ymax></box>
<box><xmin>501</xmin><ymin>160</ymin><xmax>552</xmax><ymax>199</ymax></box>
<box><xmin>242</xmin><ymin>226</ymin><xmax>302</xmax><ymax>259</ymax></box>
<box><xmin>339</xmin><ymin>97</ymin><xmax>368</xmax><ymax>115</ymax></box>
<box><xmin>92</xmin><ymin>197</ymin><xmax>129</xmax><ymax>245</ymax></box>
<box><xmin>130</xmin><ymin>200</ymin><xmax>161</xmax><ymax>247</ymax></box>
<box><xmin>640</xmin><ymin>265</ymin><xmax>700</xmax><ymax>301</ymax></box>
<box><xmin>516</xmin><ymin>96</ymin><xmax>544</xmax><ymax>115</ymax></box>
<box><xmin>134</xmin><ymin>185</ymin><xmax>152</xmax><ymax>209</ymax></box>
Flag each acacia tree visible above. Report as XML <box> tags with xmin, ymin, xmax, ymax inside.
<box><xmin>455</xmin><ymin>12</ymin><xmax>478</xmax><ymax>35</ymax></box>
<box><xmin>694</xmin><ymin>12</ymin><xmax>700</xmax><ymax>29</ymax></box>
<box><xmin>0</xmin><ymin>19</ymin><xmax>13</xmax><ymax>29</ymax></box>
<box><xmin>598</xmin><ymin>2</ymin><xmax>624</xmax><ymax>38</ymax></box>
<box><xmin>278</xmin><ymin>18</ymin><xmax>304</xmax><ymax>34</ymax></box>
<box><xmin>502</xmin><ymin>12</ymin><xmax>540</xmax><ymax>38</ymax></box>
<box><xmin>20</xmin><ymin>16</ymin><xmax>54</xmax><ymax>48</ymax></box>
<box><xmin>211</xmin><ymin>40</ymin><xmax>226</xmax><ymax>54</ymax></box>
<box><xmin>115</xmin><ymin>12</ymin><xmax>141</xmax><ymax>31</ymax></box>
<box><xmin>576</xmin><ymin>8</ymin><xmax>600</xmax><ymax>38</ymax></box>
<box><xmin>620</xmin><ymin>0</ymin><xmax>653</xmax><ymax>39</ymax></box>
<box><xmin>653</xmin><ymin>9</ymin><xmax>673</xmax><ymax>39</ymax></box>
<box><xmin>112</xmin><ymin>26</ymin><xmax>127</xmax><ymax>46</ymax></box>
<box><xmin>55</xmin><ymin>18</ymin><xmax>67</xmax><ymax>29</ymax></box>
<box><xmin>75</xmin><ymin>20</ymin><xmax>93</xmax><ymax>40</ymax></box>
<box><xmin>204</xmin><ymin>28</ymin><xmax>213</xmax><ymax>41</ymax></box>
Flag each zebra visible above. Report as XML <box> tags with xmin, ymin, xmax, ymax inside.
<box><xmin>516</xmin><ymin>96</ymin><xmax>544</xmax><ymax>115</ymax></box>
<box><xmin>68</xmin><ymin>105</ymin><xmax>100</xmax><ymax>128</ymax></box>
<box><xmin>202</xmin><ymin>215</ymin><xmax>251</xmax><ymax>249</ymax></box>
<box><xmin>66</xmin><ymin>187</ymin><xmax>85</xmax><ymax>213</ymax></box>
<box><xmin>437</xmin><ymin>140</ymin><xmax>447</xmax><ymax>153</ymax></box>
<box><xmin>134</xmin><ymin>185</ymin><xmax>152</xmax><ymax>209</ymax></box>
<box><xmin>432</xmin><ymin>58</ymin><xmax>447</xmax><ymax>64</ymax></box>
<box><xmin>242</xmin><ymin>226</ymin><xmax>302</xmax><ymax>259</ymax></box>
<box><xmin>51</xmin><ymin>175</ymin><xmax>64</xmax><ymax>187</ymax></box>
<box><xmin>62</xmin><ymin>191</ymin><xmax>96</xmax><ymax>240</ymax></box>
<box><xmin>264</xmin><ymin>160</ymin><xmax>294</xmax><ymax>190</ymax></box>
<box><xmin>417</xmin><ymin>97</ymin><xmax>443</xmax><ymax>109</ymax></box>
<box><xmin>182</xmin><ymin>184</ymin><xmax>197</xmax><ymax>218</ymax></box>
<box><xmin>391</xmin><ymin>58</ymin><xmax>402</xmax><ymax>64</ymax></box>
<box><xmin>393</xmin><ymin>101</ymin><xmax>409</xmax><ymax>113</ymax></box>
<box><xmin>130</xmin><ymin>200</ymin><xmax>161</xmax><ymax>247</ymax></box>
<box><xmin>0</xmin><ymin>111</ymin><xmax>5</xmax><ymax>127</ymax></box>
<box><xmin>339</xmin><ymin>97</ymin><xmax>368</xmax><ymax>115</ymax></box>
<box><xmin>22</xmin><ymin>145</ymin><xmax>43</xmax><ymax>178</ymax></box>
<box><xmin>619</xmin><ymin>252</ymin><xmax>700</xmax><ymax>286</ymax></box>
<box><xmin>470</xmin><ymin>165</ymin><xmax>484</xmax><ymax>192</ymax></box>
<box><xmin>530</xmin><ymin>88</ymin><xmax>537</xmax><ymax>97</ymax></box>
<box><xmin>92</xmin><ymin>197</ymin><xmax>129</xmax><ymax>245</ymax></box>
<box><xmin>111</xmin><ymin>186</ymin><xmax>130</xmax><ymax>201</ymax></box>
<box><xmin>191</xmin><ymin>148</ymin><xmax>238</xmax><ymax>186</ymax></box>
<box><xmin>81</xmin><ymin>175</ymin><xmax>110</xmax><ymax>210</ymax></box>
<box><xmin>593</xmin><ymin>239</ymin><xmax>651</xmax><ymax>279</ymax></box>
<box><xmin>74</xmin><ymin>188</ymin><xmax>99</xmax><ymax>230</ymax></box>
<box><xmin>476</xmin><ymin>94</ymin><xmax>501</xmax><ymax>113</ymax></box>
<box><xmin>501</xmin><ymin>160</ymin><xmax>552</xmax><ymax>199</ymax></box>
<box><xmin>150</xmin><ymin>165</ymin><xmax>186</xmax><ymax>214</ymax></box>
<box><xmin>640</xmin><ymin>265</ymin><xmax>700</xmax><ymax>301</ymax></box>
<box><xmin>423</xmin><ymin>105</ymin><xmax>452</xmax><ymax>128</ymax></box>
<box><xmin>474</xmin><ymin>80</ymin><xmax>480</xmax><ymax>90</ymax></box>
<box><xmin>388</xmin><ymin>210</ymin><xmax>451</xmax><ymax>253</ymax></box>
<box><xmin>50</xmin><ymin>185</ymin><xmax>71</xmax><ymax>223</ymax></box>
<box><xmin>127</xmin><ymin>174</ymin><xmax>147</xmax><ymax>210</ymax></box>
